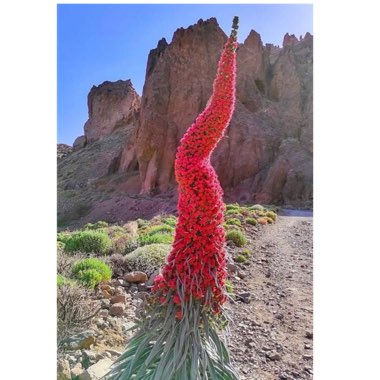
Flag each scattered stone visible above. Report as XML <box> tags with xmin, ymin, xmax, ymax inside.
<box><xmin>129</xmin><ymin>284</ymin><xmax>139</xmax><ymax>293</ymax></box>
<box><xmin>106</xmin><ymin>349</ymin><xmax>123</xmax><ymax>357</ymax></box>
<box><xmin>110</xmin><ymin>294</ymin><xmax>126</xmax><ymax>304</ymax></box>
<box><xmin>65</xmin><ymin>331</ymin><xmax>96</xmax><ymax>350</ymax></box>
<box><xmin>124</xmin><ymin>271</ymin><xmax>148</xmax><ymax>284</ymax></box>
<box><xmin>100</xmin><ymin>298</ymin><xmax>110</xmax><ymax>308</ymax></box>
<box><xmin>133</xmin><ymin>291</ymin><xmax>149</xmax><ymax>300</ymax></box>
<box><xmin>71</xmin><ymin>367</ymin><xmax>85</xmax><ymax>378</ymax></box>
<box><xmin>237</xmin><ymin>271</ymin><xmax>246</xmax><ymax>279</ymax></box>
<box><xmin>102</xmin><ymin>289</ymin><xmax>112</xmax><ymax>299</ymax></box>
<box><xmin>100</xmin><ymin>284</ymin><xmax>113</xmax><ymax>293</ymax></box>
<box><xmin>109</xmin><ymin>302</ymin><xmax>125</xmax><ymax>316</ymax></box>
<box><xmin>305</xmin><ymin>330</ymin><xmax>313</xmax><ymax>339</ymax></box>
<box><xmin>82</xmin><ymin>350</ymin><xmax>97</xmax><ymax>369</ymax></box>
<box><xmin>87</xmin><ymin>358</ymin><xmax>113</xmax><ymax>379</ymax></box>
<box><xmin>227</xmin><ymin>263</ymin><xmax>238</xmax><ymax>273</ymax></box>
<box><xmin>275</xmin><ymin>313</ymin><xmax>284</xmax><ymax>320</ymax></box>
<box><xmin>57</xmin><ymin>359</ymin><xmax>71</xmax><ymax>380</ymax></box>
<box><xmin>267</xmin><ymin>352</ymin><xmax>281</xmax><ymax>361</ymax></box>
<box><xmin>114</xmin><ymin>286</ymin><xmax>125</xmax><ymax>295</ymax></box>
<box><xmin>236</xmin><ymin>292</ymin><xmax>251</xmax><ymax>304</ymax></box>
<box><xmin>99</xmin><ymin>309</ymin><xmax>109</xmax><ymax>318</ymax></box>
<box><xmin>303</xmin><ymin>354</ymin><xmax>313</xmax><ymax>360</ymax></box>
<box><xmin>137</xmin><ymin>283</ymin><xmax>147</xmax><ymax>291</ymax></box>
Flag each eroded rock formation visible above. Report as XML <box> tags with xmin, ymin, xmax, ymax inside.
<box><xmin>122</xmin><ymin>18</ymin><xmax>313</xmax><ymax>206</ymax></box>
<box><xmin>58</xmin><ymin>17</ymin><xmax>313</xmax><ymax>226</ymax></box>
<box><xmin>84</xmin><ymin>80</ymin><xmax>140</xmax><ymax>143</ymax></box>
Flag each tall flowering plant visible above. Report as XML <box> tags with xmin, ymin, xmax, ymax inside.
<box><xmin>107</xmin><ymin>16</ymin><xmax>240</xmax><ymax>380</ymax></box>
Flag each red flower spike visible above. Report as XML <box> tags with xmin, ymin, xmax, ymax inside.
<box><xmin>153</xmin><ymin>29</ymin><xmax>238</xmax><ymax>314</ymax></box>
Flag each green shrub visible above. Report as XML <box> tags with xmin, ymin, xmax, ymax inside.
<box><xmin>72</xmin><ymin>258</ymin><xmax>112</xmax><ymax>288</ymax></box>
<box><xmin>136</xmin><ymin>218</ymin><xmax>149</xmax><ymax>228</ymax></box>
<box><xmin>94</xmin><ymin>221</ymin><xmax>109</xmax><ymax>229</ymax></box>
<box><xmin>246</xmin><ymin>217</ymin><xmax>258</xmax><ymax>226</ymax></box>
<box><xmin>146</xmin><ymin>224</ymin><xmax>175</xmax><ymax>235</ymax></box>
<box><xmin>162</xmin><ymin>216</ymin><xmax>177</xmax><ymax>227</ymax></box>
<box><xmin>226</xmin><ymin>203</ymin><xmax>241</xmax><ymax>211</ymax></box>
<box><xmin>124</xmin><ymin>237</ymin><xmax>139</xmax><ymax>254</ymax></box>
<box><xmin>83</xmin><ymin>221</ymin><xmax>109</xmax><ymax>230</ymax></box>
<box><xmin>242</xmin><ymin>248</ymin><xmax>251</xmax><ymax>257</ymax></box>
<box><xmin>57</xmin><ymin>232</ymin><xmax>71</xmax><ymax>245</ymax></box>
<box><xmin>226</xmin><ymin>218</ymin><xmax>241</xmax><ymax>226</ymax></box>
<box><xmin>237</xmin><ymin>207</ymin><xmax>251</xmax><ymax>216</ymax></box>
<box><xmin>57</xmin><ymin>241</ymin><xmax>66</xmax><ymax>251</ymax></box>
<box><xmin>234</xmin><ymin>254</ymin><xmax>246</xmax><ymax>263</ymax></box>
<box><xmin>64</xmin><ymin>231</ymin><xmax>111</xmax><ymax>255</ymax></box>
<box><xmin>266</xmin><ymin>211</ymin><xmax>277</xmax><ymax>221</ymax></box>
<box><xmin>250</xmin><ymin>204</ymin><xmax>265</xmax><ymax>211</ymax></box>
<box><xmin>57</xmin><ymin>274</ymin><xmax>76</xmax><ymax>288</ymax></box>
<box><xmin>225</xmin><ymin>209</ymin><xmax>241</xmax><ymax>216</ymax></box>
<box><xmin>226</xmin><ymin>230</ymin><xmax>247</xmax><ymax>247</ymax></box>
<box><xmin>138</xmin><ymin>233</ymin><xmax>174</xmax><ymax>246</ymax></box>
<box><xmin>107</xmin><ymin>225</ymin><xmax>126</xmax><ymax>239</ymax></box>
<box><xmin>265</xmin><ymin>217</ymin><xmax>274</xmax><ymax>224</ymax></box>
<box><xmin>225</xmin><ymin>279</ymin><xmax>234</xmax><ymax>296</ymax></box>
<box><xmin>124</xmin><ymin>244</ymin><xmax>172</xmax><ymax>276</ymax></box>
<box><xmin>137</xmin><ymin>224</ymin><xmax>174</xmax><ymax>247</ymax></box>
<box><xmin>83</xmin><ymin>223</ymin><xmax>95</xmax><ymax>230</ymax></box>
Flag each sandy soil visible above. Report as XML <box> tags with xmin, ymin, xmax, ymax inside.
<box><xmin>227</xmin><ymin>215</ymin><xmax>313</xmax><ymax>380</ymax></box>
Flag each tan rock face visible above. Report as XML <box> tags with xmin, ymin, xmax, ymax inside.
<box><xmin>84</xmin><ymin>80</ymin><xmax>140</xmax><ymax>143</ymax></box>
<box><xmin>125</xmin><ymin>18</ymin><xmax>313</xmax><ymax>206</ymax></box>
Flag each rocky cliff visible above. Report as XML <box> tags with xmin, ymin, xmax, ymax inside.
<box><xmin>58</xmin><ymin>18</ymin><xmax>313</xmax><ymax>227</ymax></box>
<box><xmin>124</xmin><ymin>18</ymin><xmax>312</xmax><ymax>204</ymax></box>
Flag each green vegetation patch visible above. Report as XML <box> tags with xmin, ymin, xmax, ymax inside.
<box><xmin>72</xmin><ymin>258</ymin><xmax>112</xmax><ymax>288</ymax></box>
<box><xmin>138</xmin><ymin>233</ymin><xmax>174</xmax><ymax>246</ymax></box>
<box><xmin>225</xmin><ymin>209</ymin><xmax>241</xmax><ymax>216</ymax></box>
<box><xmin>137</xmin><ymin>224</ymin><xmax>175</xmax><ymax>246</ymax></box>
<box><xmin>226</xmin><ymin>218</ymin><xmax>242</xmax><ymax>226</ymax></box>
<box><xmin>64</xmin><ymin>230</ymin><xmax>111</xmax><ymax>255</ymax></box>
<box><xmin>234</xmin><ymin>254</ymin><xmax>247</xmax><ymax>263</ymax></box>
<box><xmin>246</xmin><ymin>217</ymin><xmax>258</xmax><ymax>226</ymax></box>
<box><xmin>162</xmin><ymin>216</ymin><xmax>177</xmax><ymax>227</ymax></box>
<box><xmin>226</xmin><ymin>229</ymin><xmax>247</xmax><ymax>247</ymax></box>
<box><xmin>57</xmin><ymin>274</ymin><xmax>76</xmax><ymax>288</ymax></box>
<box><xmin>249</xmin><ymin>204</ymin><xmax>265</xmax><ymax>211</ymax></box>
<box><xmin>125</xmin><ymin>244</ymin><xmax>172</xmax><ymax>276</ymax></box>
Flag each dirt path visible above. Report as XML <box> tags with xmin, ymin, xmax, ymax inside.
<box><xmin>227</xmin><ymin>215</ymin><xmax>313</xmax><ymax>380</ymax></box>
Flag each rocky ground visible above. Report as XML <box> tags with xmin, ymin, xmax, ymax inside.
<box><xmin>228</xmin><ymin>214</ymin><xmax>313</xmax><ymax>380</ymax></box>
<box><xmin>57</xmin><ymin>213</ymin><xmax>313</xmax><ymax>380</ymax></box>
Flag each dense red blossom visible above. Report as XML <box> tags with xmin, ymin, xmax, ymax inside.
<box><xmin>153</xmin><ymin>35</ymin><xmax>238</xmax><ymax>314</ymax></box>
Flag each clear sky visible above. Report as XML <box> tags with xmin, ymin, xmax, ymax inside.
<box><xmin>58</xmin><ymin>4</ymin><xmax>313</xmax><ymax>145</ymax></box>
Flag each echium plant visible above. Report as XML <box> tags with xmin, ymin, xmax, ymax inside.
<box><xmin>107</xmin><ymin>16</ymin><xmax>240</xmax><ymax>380</ymax></box>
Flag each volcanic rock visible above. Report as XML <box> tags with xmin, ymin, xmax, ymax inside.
<box><xmin>84</xmin><ymin>80</ymin><xmax>140</xmax><ymax>143</ymax></box>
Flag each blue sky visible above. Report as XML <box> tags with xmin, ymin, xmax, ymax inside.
<box><xmin>58</xmin><ymin>4</ymin><xmax>313</xmax><ymax>145</ymax></box>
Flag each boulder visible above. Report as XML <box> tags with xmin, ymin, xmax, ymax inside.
<box><xmin>110</xmin><ymin>294</ymin><xmax>126</xmax><ymax>304</ymax></box>
<box><xmin>109</xmin><ymin>302</ymin><xmax>125</xmax><ymax>316</ymax></box>
<box><xmin>124</xmin><ymin>271</ymin><xmax>148</xmax><ymax>284</ymax></box>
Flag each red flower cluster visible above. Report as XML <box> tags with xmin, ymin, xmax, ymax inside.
<box><xmin>153</xmin><ymin>35</ymin><xmax>238</xmax><ymax>314</ymax></box>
